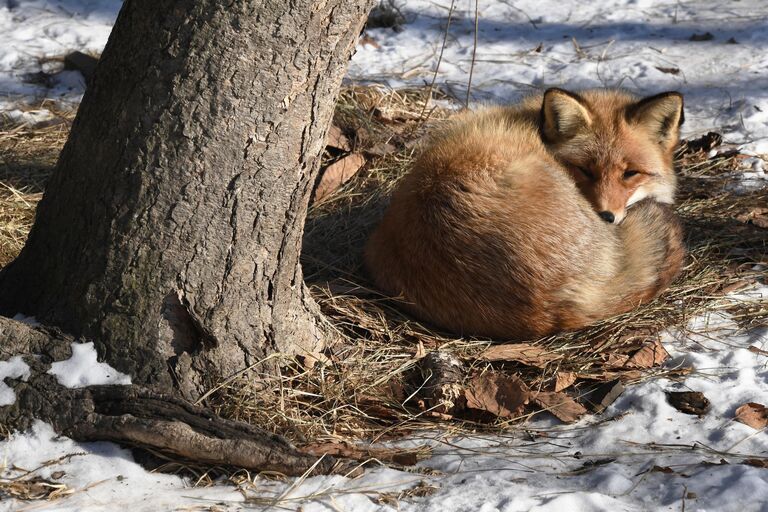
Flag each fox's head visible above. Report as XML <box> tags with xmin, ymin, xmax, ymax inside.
<box><xmin>539</xmin><ymin>88</ymin><xmax>683</xmax><ymax>224</ymax></box>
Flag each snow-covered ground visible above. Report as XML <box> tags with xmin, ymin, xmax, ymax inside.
<box><xmin>1</xmin><ymin>1</ymin><xmax>767</xmax><ymax>511</ymax></box>
<box><xmin>3</xmin><ymin>294</ymin><xmax>768</xmax><ymax>511</ymax></box>
<box><xmin>352</xmin><ymin>0</ymin><xmax>768</xmax><ymax>155</ymax></box>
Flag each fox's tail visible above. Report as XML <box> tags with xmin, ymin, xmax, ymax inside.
<box><xmin>612</xmin><ymin>199</ymin><xmax>685</xmax><ymax>309</ymax></box>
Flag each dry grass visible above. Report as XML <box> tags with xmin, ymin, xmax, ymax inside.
<box><xmin>0</xmin><ymin>86</ymin><xmax>766</xmax><ymax>446</ymax></box>
<box><xmin>0</xmin><ymin>106</ymin><xmax>73</xmax><ymax>267</ymax></box>
<box><xmin>218</xmin><ymin>86</ymin><xmax>768</xmax><ymax>443</ymax></box>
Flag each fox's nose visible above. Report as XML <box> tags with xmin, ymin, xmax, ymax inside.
<box><xmin>598</xmin><ymin>211</ymin><xmax>615</xmax><ymax>223</ymax></box>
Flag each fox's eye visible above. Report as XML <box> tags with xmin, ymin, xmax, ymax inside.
<box><xmin>577</xmin><ymin>167</ymin><xmax>595</xmax><ymax>180</ymax></box>
<box><xmin>623</xmin><ymin>170</ymin><xmax>640</xmax><ymax>179</ymax></box>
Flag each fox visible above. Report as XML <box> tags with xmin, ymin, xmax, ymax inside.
<box><xmin>364</xmin><ymin>88</ymin><xmax>686</xmax><ymax>340</ymax></box>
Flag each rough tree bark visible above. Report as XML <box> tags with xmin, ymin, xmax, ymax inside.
<box><xmin>0</xmin><ymin>0</ymin><xmax>373</xmax><ymax>399</ymax></box>
<box><xmin>0</xmin><ymin>0</ymin><xmax>375</xmax><ymax>473</ymax></box>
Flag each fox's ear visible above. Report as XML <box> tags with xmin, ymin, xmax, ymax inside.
<box><xmin>626</xmin><ymin>92</ymin><xmax>684</xmax><ymax>150</ymax></box>
<box><xmin>540</xmin><ymin>88</ymin><xmax>592</xmax><ymax>143</ymax></box>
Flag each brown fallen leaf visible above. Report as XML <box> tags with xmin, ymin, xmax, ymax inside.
<box><xmin>326</xmin><ymin>124</ymin><xmax>351</xmax><ymax>151</ymax></box>
<box><xmin>298</xmin><ymin>351</ymin><xmax>330</xmax><ymax>370</ymax></box>
<box><xmin>743</xmin><ymin>458</ymin><xmax>768</xmax><ymax>468</ymax></box>
<box><xmin>581</xmin><ymin>379</ymin><xmax>625</xmax><ymax>413</ymax></box>
<box><xmin>666</xmin><ymin>391</ymin><xmax>710</xmax><ymax>416</ymax></box>
<box><xmin>679</xmin><ymin>131</ymin><xmax>723</xmax><ymax>154</ymax></box>
<box><xmin>533</xmin><ymin>391</ymin><xmax>588</xmax><ymax>423</ymax></box>
<box><xmin>721</xmin><ymin>279</ymin><xmax>756</xmax><ymax>295</ymax></box>
<box><xmin>478</xmin><ymin>343</ymin><xmax>562</xmax><ymax>367</ymax></box>
<box><xmin>689</xmin><ymin>32</ymin><xmax>715</xmax><ymax>41</ymax></box>
<box><xmin>736</xmin><ymin>208</ymin><xmax>768</xmax><ymax>229</ymax></box>
<box><xmin>625</xmin><ymin>339</ymin><xmax>670</xmax><ymax>368</ymax></box>
<box><xmin>553</xmin><ymin>371</ymin><xmax>577</xmax><ymax>392</ymax></box>
<box><xmin>604</xmin><ymin>353</ymin><xmax>630</xmax><ymax>368</ymax></box>
<box><xmin>373</xmin><ymin>106</ymin><xmax>421</xmax><ymax>123</ymax></box>
<box><xmin>465</xmin><ymin>373</ymin><xmax>530</xmax><ymax>418</ymax></box>
<box><xmin>735</xmin><ymin>402</ymin><xmax>768</xmax><ymax>430</ymax></box>
<box><xmin>655</xmin><ymin>66</ymin><xmax>680</xmax><ymax>75</ymax></box>
<box><xmin>748</xmin><ymin>345</ymin><xmax>768</xmax><ymax>357</ymax></box>
<box><xmin>364</xmin><ymin>142</ymin><xmax>397</xmax><ymax>157</ymax></box>
<box><xmin>313</xmin><ymin>153</ymin><xmax>366</xmax><ymax>203</ymax></box>
<box><xmin>359</xmin><ymin>33</ymin><xmax>381</xmax><ymax>49</ymax></box>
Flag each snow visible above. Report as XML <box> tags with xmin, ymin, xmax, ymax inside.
<box><xmin>12</xmin><ymin>313</ymin><xmax>40</xmax><ymax>326</ymax></box>
<box><xmin>48</xmin><ymin>342</ymin><xmax>132</xmax><ymax>387</ymax></box>
<box><xmin>0</xmin><ymin>0</ymin><xmax>118</xmax><ymax>114</ymax></box>
<box><xmin>0</xmin><ymin>421</ymin><xmax>244</xmax><ymax>512</ymax></box>
<box><xmin>1</xmin><ymin>1</ymin><xmax>767</xmax><ymax>511</ymax></box>
<box><xmin>0</xmin><ymin>356</ymin><xmax>30</xmax><ymax>406</ymax></box>
<box><xmin>350</xmin><ymin>0</ymin><xmax>768</xmax><ymax>157</ymax></box>
<box><xmin>2</xmin><ymin>294</ymin><xmax>766</xmax><ymax>511</ymax></box>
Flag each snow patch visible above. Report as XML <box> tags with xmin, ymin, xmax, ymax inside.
<box><xmin>12</xmin><ymin>313</ymin><xmax>40</xmax><ymax>326</ymax></box>
<box><xmin>726</xmin><ymin>156</ymin><xmax>768</xmax><ymax>194</ymax></box>
<box><xmin>0</xmin><ymin>421</ymin><xmax>244</xmax><ymax>512</ymax></box>
<box><xmin>48</xmin><ymin>342</ymin><xmax>132</xmax><ymax>388</ymax></box>
<box><xmin>0</xmin><ymin>356</ymin><xmax>30</xmax><ymax>406</ymax></box>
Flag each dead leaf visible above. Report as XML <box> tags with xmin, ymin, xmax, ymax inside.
<box><xmin>655</xmin><ymin>66</ymin><xmax>680</xmax><ymax>75</ymax></box>
<box><xmin>748</xmin><ymin>346</ymin><xmax>768</xmax><ymax>357</ymax></box>
<box><xmin>299</xmin><ymin>351</ymin><xmax>330</xmax><ymax>370</ymax></box>
<box><xmin>64</xmin><ymin>51</ymin><xmax>98</xmax><ymax>83</ymax></box>
<box><xmin>735</xmin><ymin>402</ymin><xmax>768</xmax><ymax>430</ymax></box>
<box><xmin>563</xmin><ymin>458</ymin><xmax>616</xmax><ymax>475</ymax></box>
<box><xmin>326</xmin><ymin>124</ymin><xmax>351</xmax><ymax>151</ymax></box>
<box><xmin>743</xmin><ymin>458</ymin><xmax>768</xmax><ymax>468</ymax></box>
<box><xmin>650</xmin><ymin>465</ymin><xmax>675</xmax><ymax>474</ymax></box>
<box><xmin>679</xmin><ymin>131</ymin><xmax>723</xmax><ymax>154</ymax></box>
<box><xmin>373</xmin><ymin>106</ymin><xmax>420</xmax><ymax>123</ymax></box>
<box><xmin>625</xmin><ymin>339</ymin><xmax>670</xmax><ymax>368</ymax></box>
<box><xmin>478</xmin><ymin>343</ymin><xmax>562</xmax><ymax>367</ymax></box>
<box><xmin>533</xmin><ymin>391</ymin><xmax>588</xmax><ymax>423</ymax></box>
<box><xmin>465</xmin><ymin>373</ymin><xmax>530</xmax><ymax>418</ymax></box>
<box><xmin>313</xmin><ymin>153</ymin><xmax>366</xmax><ymax>203</ymax></box>
<box><xmin>359</xmin><ymin>34</ymin><xmax>381</xmax><ymax>49</ymax></box>
<box><xmin>721</xmin><ymin>279</ymin><xmax>756</xmax><ymax>295</ymax></box>
<box><xmin>666</xmin><ymin>391</ymin><xmax>710</xmax><ymax>416</ymax></box>
<box><xmin>604</xmin><ymin>353</ymin><xmax>630</xmax><ymax>368</ymax></box>
<box><xmin>736</xmin><ymin>208</ymin><xmax>768</xmax><ymax>229</ymax></box>
<box><xmin>582</xmin><ymin>379</ymin><xmax>625</xmax><ymax>413</ymax></box>
<box><xmin>364</xmin><ymin>142</ymin><xmax>397</xmax><ymax>157</ymax></box>
<box><xmin>689</xmin><ymin>32</ymin><xmax>715</xmax><ymax>41</ymax></box>
<box><xmin>553</xmin><ymin>371</ymin><xmax>577</xmax><ymax>392</ymax></box>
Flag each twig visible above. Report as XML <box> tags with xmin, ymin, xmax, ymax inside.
<box><xmin>418</xmin><ymin>0</ymin><xmax>456</xmax><ymax>122</ymax></box>
<box><xmin>465</xmin><ymin>0</ymin><xmax>480</xmax><ymax>109</ymax></box>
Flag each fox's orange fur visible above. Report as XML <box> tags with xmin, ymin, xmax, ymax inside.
<box><xmin>364</xmin><ymin>88</ymin><xmax>686</xmax><ymax>339</ymax></box>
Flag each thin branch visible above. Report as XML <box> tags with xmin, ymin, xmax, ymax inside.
<box><xmin>466</xmin><ymin>0</ymin><xmax>480</xmax><ymax>109</ymax></box>
<box><xmin>418</xmin><ymin>0</ymin><xmax>456</xmax><ymax>121</ymax></box>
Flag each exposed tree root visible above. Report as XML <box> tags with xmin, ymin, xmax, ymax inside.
<box><xmin>0</xmin><ymin>315</ymin><xmax>338</xmax><ymax>476</ymax></box>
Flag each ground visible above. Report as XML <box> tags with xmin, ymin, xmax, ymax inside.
<box><xmin>0</xmin><ymin>1</ymin><xmax>767</xmax><ymax>511</ymax></box>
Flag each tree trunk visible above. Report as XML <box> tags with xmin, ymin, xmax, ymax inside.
<box><xmin>0</xmin><ymin>0</ymin><xmax>374</xmax><ymax>400</ymax></box>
